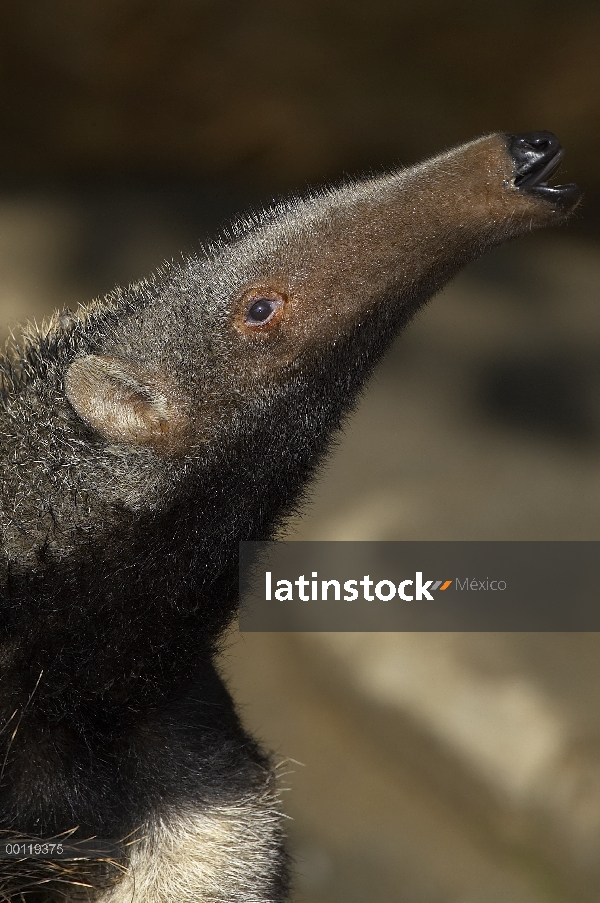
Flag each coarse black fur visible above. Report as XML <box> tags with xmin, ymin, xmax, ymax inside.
<box><xmin>0</xmin><ymin>133</ymin><xmax>580</xmax><ymax>901</ymax></box>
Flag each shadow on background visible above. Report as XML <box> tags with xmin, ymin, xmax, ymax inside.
<box><xmin>1</xmin><ymin>3</ymin><xmax>600</xmax><ymax>901</ymax></box>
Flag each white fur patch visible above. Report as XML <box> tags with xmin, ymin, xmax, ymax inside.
<box><xmin>99</xmin><ymin>789</ymin><xmax>286</xmax><ymax>903</ymax></box>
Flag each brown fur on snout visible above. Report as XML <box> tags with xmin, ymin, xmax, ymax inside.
<box><xmin>217</xmin><ymin>133</ymin><xmax>580</xmax><ymax>390</ymax></box>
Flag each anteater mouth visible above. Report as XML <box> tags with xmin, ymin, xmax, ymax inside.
<box><xmin>509</xmin><ymin>131</ymin><xmax>581</xmax><ymax>209</ymax></box>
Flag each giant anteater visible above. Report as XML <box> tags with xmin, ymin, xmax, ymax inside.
<box><xmin>0</xmin><ymin>132</ymin><xmax>581</xmax><ymax>901</ymax></box>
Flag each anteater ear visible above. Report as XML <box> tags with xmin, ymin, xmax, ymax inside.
<box><xmin>65</xmin><ymin>355</ymin><xmax>188</xmax><ymax>451</ymax></box>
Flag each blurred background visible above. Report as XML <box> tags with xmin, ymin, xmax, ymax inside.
<box><xmin>0</xmin><ymin>1</ymin><xmax>600</xmax><ymax>900</ymax></box>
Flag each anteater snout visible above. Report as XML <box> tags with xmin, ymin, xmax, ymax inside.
<box><xmin>508</xmin><ymin>130</ymin><xmax>581</xmax><ymax>209</ymax></box>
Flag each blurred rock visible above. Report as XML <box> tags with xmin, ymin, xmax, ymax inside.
<box><xmin>224</xmin><ymin>631</ymin><xmax>562</xmax><ymax>903</ymax></box>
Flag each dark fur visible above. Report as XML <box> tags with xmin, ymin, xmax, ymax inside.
<box><xmin>0</xmin><ymin>134</ymin><xmax>579</xmax><ymax>901</ymax></box>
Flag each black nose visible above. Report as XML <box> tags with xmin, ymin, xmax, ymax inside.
<box><xmin>509</xmin><ymin>131</ymin><xmax>563</xmax><ymax>188</ymax></box>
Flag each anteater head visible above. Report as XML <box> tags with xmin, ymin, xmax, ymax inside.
<box><xmin>0</xmin><ymin>131</ymin><xmax>581</xmax><ymax>691</ymax></box>
<box><xmin>64</xmin><ymin>131</ymin><xmax>580</xmax><ymax>459</ymax></box>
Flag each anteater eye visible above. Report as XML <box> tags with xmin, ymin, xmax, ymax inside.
<box><xmin>245</xmin><ymin>297</ymin><xmax>280</xmax><ymax>325</ymax></box>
